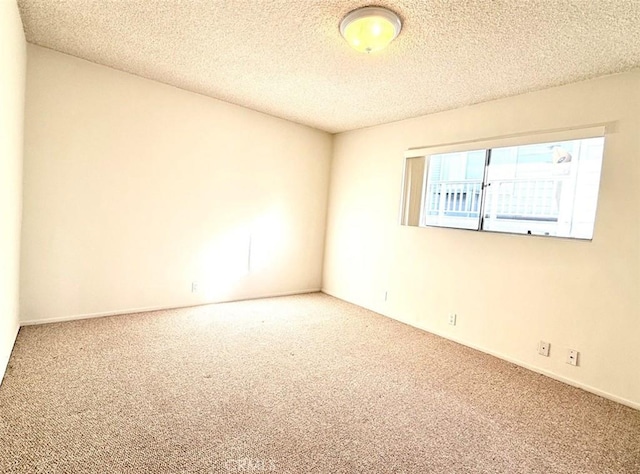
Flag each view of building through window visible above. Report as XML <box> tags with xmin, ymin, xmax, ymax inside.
<box><xmin>419</xmin><ymin>136</ymin><xmax>605</xmax><ymax>239</ymax></box>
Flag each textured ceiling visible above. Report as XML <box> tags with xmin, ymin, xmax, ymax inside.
<box><xmin>16</xmin><ymin>0</ymin><xmax>640</xmax><ymax>133</ymax></box>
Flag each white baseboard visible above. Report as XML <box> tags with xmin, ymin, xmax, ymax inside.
<box><xmin>0</xmin><ymin>323</ymin><xmax>20</xmax><ymax>387</ymax></box>
<box><xmin>22</xmin><ymin>287</ymin><xmax>638</xmax><ymax>411</ymax></box>
<box><xmin>320</xmin><ymin>289</ymin><xmax>640</xmax><ymax>411</ymax></box>
<box><xmin>425</xmin><ymin>327</ymin><xmax>640</xmax><ymax>411</ymax></box>
<box><xmin>20</xmin><ymin>288</ymin><xmax>321</xmax><ymax>326</ymax></box>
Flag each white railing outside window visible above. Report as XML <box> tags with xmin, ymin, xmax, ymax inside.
<box><xmin>425</xmin><ymin>180</ymin><xmax>483</xmax><ymax>217</ymax></box>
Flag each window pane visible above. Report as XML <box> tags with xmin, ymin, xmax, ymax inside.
<box><xmin>482</xmin><ymin>137</ymin><xmax>604</xmax><ymax>239</ymax></box>
<box><xmin>423</xmin><ymin>149</ymin><xmax>486</xmax><ymax>230</ymax></box>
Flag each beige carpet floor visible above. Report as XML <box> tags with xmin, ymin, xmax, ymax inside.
<box><xmin>0</xmin><ymin>293</ymin><xmax>638</xmax><ymax>473</ymax></box>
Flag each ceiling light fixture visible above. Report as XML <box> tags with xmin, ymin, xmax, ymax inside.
<box><xmin>340</xmin><ymin>6</ymin><xmax>402</xmax><ymax>54</ymax></box>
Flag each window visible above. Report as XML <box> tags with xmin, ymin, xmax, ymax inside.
<box><xmin>401</xmin><ymin>131</ymin><xmax>605</xmax><ymax>240</ymax></box>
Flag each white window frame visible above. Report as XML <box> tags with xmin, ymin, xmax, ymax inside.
<box><xmin>400</xmin><ymin>124</ymin><xmax>611</xmax><ymax>240</ymax></box>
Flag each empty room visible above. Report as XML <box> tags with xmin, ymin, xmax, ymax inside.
<box><xmin>1</xmin><ymin>0</ymin><xmax>639</xmax><ymax>472</ymax></box>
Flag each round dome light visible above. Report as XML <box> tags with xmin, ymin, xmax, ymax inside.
<box><xmin>340</xmin><ymin>6</ymin><xmax>402</xmax><ymax>53</ymax></box>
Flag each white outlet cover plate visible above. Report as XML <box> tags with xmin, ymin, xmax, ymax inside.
<box><xmin>538</xmin><ymin>341</ymin><xmax>550</xmax><ymax>357</ymax></box>
<box><xmin>567</xmin><ymin>349</ymin><xmax>579</xmax><ymax>366</ymax></box>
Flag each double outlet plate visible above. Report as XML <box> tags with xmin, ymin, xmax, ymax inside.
<box><xmin>539</xmin><ymin>341</ymin><xmax>579</xmax><ymax>366</ymax></box>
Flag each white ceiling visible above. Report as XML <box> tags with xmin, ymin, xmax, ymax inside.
<box><xmin>16</xmin><ymin>0</ymin><xmax>640</xmax><ymax>133</ymax></box>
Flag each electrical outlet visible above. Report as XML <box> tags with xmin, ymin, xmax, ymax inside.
<box><xmin>448</xmin><ymin>313</ymin><xmax>457</xmax><ymax>326</ymax></box>
<box><xmin>384</xmin><ymin>291</ymin><xmax>388</xmax><ymax>302</ymax></box>
<box><xmin>191</xmin><ymin>281</ymin><xmax>198</xmax><ymax>293</ymax></box>
<box><xmin>538</xmin><ymin>341</ymin><xmax>550</xmax><ymax>357</ymax></box>
<box><xmin>566</xmin><ymin>349</ymin><xmax>579</xmax><ymax>366</ymax></box>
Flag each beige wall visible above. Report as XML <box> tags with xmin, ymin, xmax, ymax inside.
<box><xmin>0</xmin><ymin>0</ymin><xmax>26</xmax><ymax>383</ymax></box>
<box><xmin>21</xmin><ymin>45</ymin><xmax>332</xmax><ymax>324</ymax></box>
<box><xmin>324</xmin><ymin>71</ymin><xmax>640</xmax><ymax>408</ymax></box>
